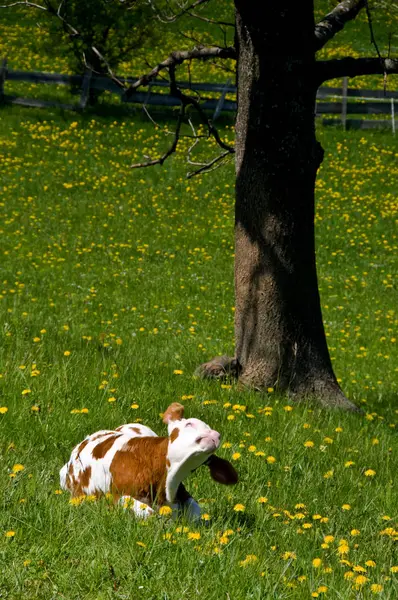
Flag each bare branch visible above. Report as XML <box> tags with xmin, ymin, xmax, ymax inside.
<box><xmin>314</xmin><ymin>0</ymin><xmax>366</xmax><ymax>51</ymax></box>
<box><xmin>151</xmin><ymin>0</ymin><xmax>210</xmax><ymax>23</ymax></box>
<box><xmin>187</xmin><ymin>10</ymin><xmax>234</xmax><ymax>27</ymax></box>
<box><xmin>130</xmin><ymin>104</ymin><xmax>185</xmax><ymax>169</ymax></box>
<box><xmin>316</xmin><ymin>57</ymin><xmax>398</xmax><ymax>83</ymax></box>
<box><xmin>123</xmin><ymin>45</ymin><xmax>236</xmax><ymax>99</ymax></box>
<box><xmin>364</xmin><ymin>0</ymin><xmax>383</xmax><ymax>61</ymax></box>
<box><xmin>187</xmin><ymin>150</ymin><xmax>231</xmax><ymax>179</ymax></box>
<box><xmin>0</xmin><ymin>0</ymin><xmax>47</xmax><ymax>8</ymax></box>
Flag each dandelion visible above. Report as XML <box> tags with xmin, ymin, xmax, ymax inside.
<box><xmin>317</xmin><ymin>586</ymin><xmax>328</xmax><ymax>593</ymax></box>
<box><xmin>63</xmin><ymin>350</ymin><xmax>71</xmax><ymax>356</ymax></box>
<box><xmin>354</xmin><ymin>575</ymin><xmax>368</xmax><ymax>586</ymax></box>
<box><xmin>232</xmin><ymin>453</ymin><xmax>241</xmax><ymax>460</ymax></box>
<box><xmin>312</xmin><ymin>558</ymin><xmax>322</xmax><ymax>568</ymax></box>
<box><xmin>130</xmin><ymin>403</ymin><xmax>139</xmax><ymax>409</ymax></box>
<box><xmin>267</xmin><ymin>387</ymin><xmax>274</xmax><ymax>393</ymax></box>
<box><xmin>201</xmin><ymin>513</ymin><xmax>210</xmax><ymax>521</ymax></box>
<box><xmin>341</xmin><ymin>504</ymin><xmax>351</xmax><ymax>510</ymax></box>
<box><xmin>391</xmin><ymin>566</ymin><xmax>398</xmax><ymax>573</ymax></box>
<box><xmin>5</xmin><ymin>531</ymin><xmax>15</xmax><ymax>538</ymax></box>
<box><xmin>370</xmin><ymin>584</ymin><xmax>383</xmax><ymax>594</ymax></box>
<box><xmin>21</xmin><ymin>389</ymin><xmax>31</xmax><ymax>395</ymax></box>
<box><xmin>54</xmin><ymin>489</ymin><xmax>63</xmax><ymax>495</ymax></box>
<box><xmin>159</xmin><ymin>506</ymin><xmax>172</xmax><ymax>516</ymax></box>
<box><xmin>239</xmin><ymin>554</ymin><xmax>257</xmax><ymax>566</ymax></box>
<box><xmin>350</xmin><ymin>529</ymin><xmax>360</xmax><ymax>536</ymax></box>
<box><xmin>233</xmin><ymin>504</ymin><xmax>245</xmax><ymax>512</ymax></box>
<box><xmin>173</xmin><ymin>370</ymin><xmax>183</xmax><ymax>375</ymax></box>
<box><xmin>345</xmin><ymin>461</ymin><xmax>355</xmax><ymax>467</ymax></box>
<box><xmin>282</xmin><ymin>551</ymin><xmax>296</xmax><ymax>560</ymax></box>
<box><xmin>304</xmin><ymin>441</ymin><xmax>314</xmax><ymax>448</ymax></box>
<box><xmin>364</xmin><ymin>469</ymin><xmax>376</xmax><ymax>477</ymax></box>
<box><xmin>0</xmin><ymin>407</ymin><xmax>8</xmax><ymax>414</ymax></box>
<box><xmin>108</xmin><ymin>397</ymin><xmax>117</xmax><ymax>403</ymax></box>
<box><xmin>12</xmin><ymin>464</ymin><xmax>24</xmax><ymax>473</ymax></box>
<box><xmin>267</xmin><ymin>456</ymin><xmax>276</xmax><ymax>464</ymax></box>
<box><xmin>257</xmin><ymin>497</ymin><xmax>268</xmax><ymax>503</ymax></box>
<box><xmin>136</xmin><ymin>541</ymin><xmax>146</xmax><ymax>548</ymax></box>
<box><xmin>187</xmin><ymin>532</ymin><xmax>201</xmax><ymax>540</ymax></box>
<box><xmin>365</xmin><ymin>560</ymin><xmax>376</xmax><ymax>568</ymax></box>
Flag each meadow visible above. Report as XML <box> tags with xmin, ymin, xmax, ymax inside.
<box><xmin>1</xmin><ymin>2</ymin><xmax>398</xmax><ymax>599</ymax></box>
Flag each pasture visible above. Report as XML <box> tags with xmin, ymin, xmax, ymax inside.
<box><xmin>0</xmin><ymin>3</ymin><xmax>398</xmax><ymax>598</ymax></box>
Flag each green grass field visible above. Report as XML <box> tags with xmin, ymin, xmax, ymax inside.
<box><xmin>1</xmin><ymin>2</ymin><xmax>398</xmax><ymax>598</ymax></box>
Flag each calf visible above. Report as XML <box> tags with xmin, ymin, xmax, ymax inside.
<box><xmin>60</xmin><ymin>402</ymin><xmax>238</xmax><ymax>520</ymax></box>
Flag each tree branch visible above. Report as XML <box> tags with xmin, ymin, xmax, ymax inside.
<box><xmin>123</xmin><ymin>45</ymin><xmax>236</xmax><ymax>100</ymax></box>
<box><xmin>316</xmin><ymin>57</ymin><xmax>398</xmax><ymax>83</ymax></box>
<box><xmin>130</xmin><ymin>104</ymin><xmax>185</xmax><ymax>169</ymax></box>
<box><xmin>314</xmin><ymin>0</ymin><xmax>366</xmax><ymax>51</ymax></box>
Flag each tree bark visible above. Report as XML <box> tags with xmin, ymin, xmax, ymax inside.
<box><xmin>232</xmin><ymin>0</ymin><xmax>357</xmax><ymax>409</ymax></box>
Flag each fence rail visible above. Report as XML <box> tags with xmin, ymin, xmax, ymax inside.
<box><xmin>1</xmin><ymin>61</ymin><xmax>397</xmax><ymax>131</ymax></box>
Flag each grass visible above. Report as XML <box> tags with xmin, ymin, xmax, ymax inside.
<box><xmin>0</xmin><ymin>3</ymin><xmax>398</xmax><ymax>598</ymax></box>
<box><xmin>0</xmin><ymin>105</ymin><xmax>397</xmax><ymax>599</ymax></box>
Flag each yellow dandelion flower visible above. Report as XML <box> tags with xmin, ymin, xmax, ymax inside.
<box><xmin>312</xmin><ymin>558</ymin><xmax>322</xmax><ymax>568</ymax></box>
<box><xmin>233</xmin><ymin>503</ymin><xmax>245</xmax><ymax>512</ymax></box>
<box><xmin>232</xmin><ymin>453</ymin><xmax>241</xmax><ymax>460</ymax></box>
<box><xmin>365</xmin><ymin>560</ymin><xmax>376</xmax><ymax>568</ymax></box>
<box><xmin>130</xmin><ymin>403</ymin><xmax>139</xmax><ymax>409</ymax></box>
<box><xmin>364</xmin><ymin>469</ymin><xmax>376</xmax><ymax>477</ymax></box>
<box><xmin>54</xmin><ymin>489</ymin><xmax>63</xmax><ymax>495</ymax></box>
<box><xmin>173</xmin><ymin>370</ymin><xmax>183</xmax><ymax>375</ymax></box>
<box><xmin>5</xmin><ymin>531</ymin><xmax>15</xmax><ymax>538</ymax></box>
<box><xmin>239</xmin><ymin>554</ymin><xmax>258</xmax><ymax>566</ymax></box>
<box><xmin>345</xmin><ymin>461</ymin><xmax>355</xmax><ymax>467</ymax></box>
<box><xmin>257</xmin><ymin>497</ymin><xmax>268</xmax><ymax>503</ymax></box>
<box><xmin>355</xmin><ymin>575</ymin><xmax>368</xmax><ymax>586</ymax></box>
<box><xmin>187</xmin><ymin>532</ymin><xmax>201</xmax><ymax>540</ymax></box>
<box><xmin>12</xmin><ymin>464</ymin><xmax>24</xmax><ymax>473</ymax></box>
<box><xmin>136</xmin><ymin>541</ymin><xmax>146</xmax><ymax>548</ymax></box>
<box><xmin>317</xmin><ymin>586</ymin><xmax>328</xmax><ymax>593</ymax></box>
<box><xmin>341</xmin><ymin>504</ymin><xmax>351</xmax><ymax>510</ymax></box>
<box><xmin>21</xmin><ymin>389</ymin><xmax>31</xmax><ymax>395</ymax></box>
<box><xmin>0</xmin><ymin>407</ymin><xmax>8</xmax><ymax>414</ymax></box>
<box><xmin>159</xmin><ymin>506</ymin><xmax>172</xmax><ymax>516</ymax></box>
<box><xmin>201</xmin><ymin>513</ymin><xmax>210</xmax><ymax>521</ymax></box>
<box><xmin>108</xmin><ymin>397</ymin><xmax>117</xmax><ymax>403</ymax></box>
<box><xmin>267</xmin><ymin>456</ymin><xmax>276</xmax><ymax>464</ymax></box>
<box><xmin>63</xmin><ymin>351</ymin><xmax>71</xmax><ymax>357</ymax></box>
<box><xmin>351</xmin><ymin>529</ymin><xmax>360</xmax><ymax>536</ymax></box>
<box><xmin>304</xmin><ymin>441</ymin><xmax>314</xmax><ymax>448</ymax></box>
<box><xmin>390</xmin><ymin>566</ymin><xmax>398</xmax><ymax>573</ymax></box>
<box><xmin>344</xmin><ymin>571</ymin><xmax>354</xmax><ymax>579</ymax></box>
<box><xmin>370</xmin><ymin>584</ymin><xmax>383</xmax><ymax>594</ymax></box>
<box><xmin>267</xmin><ymin>387</ymin><xmax>274</xmax><ymax>393</ymax></box>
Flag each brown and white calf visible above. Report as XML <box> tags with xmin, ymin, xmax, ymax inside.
<box><xmin>60</xmin><ymin>402</ymin><xmax>238</xmax><ymax>520</ymax></box>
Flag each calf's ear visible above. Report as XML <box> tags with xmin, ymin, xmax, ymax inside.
<box><xmin>162</xmin><ymin>402</ymin><xmax>185</xmax><ymax>424</ymax></box>
<box><xmin>206</xmin><ymin>455</ymin><xmax>238</xmax><ymax>485</ymax></box>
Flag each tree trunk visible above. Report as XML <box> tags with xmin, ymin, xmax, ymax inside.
<box><xmin>232</xmin><ymin>1</ymin><xmax>357</xmax><ymax>409</ymax></box>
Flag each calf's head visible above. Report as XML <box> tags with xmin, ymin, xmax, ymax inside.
<box><xmin>163</xmin><ymin>403</ymin><xmax>238</xmax><ymax>492</ymax></box>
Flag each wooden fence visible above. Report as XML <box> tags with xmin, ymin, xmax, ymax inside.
<box><xmin>1</xmin><ymin>60</ymin><xmax>397</xmax><ymax>131</ymax></box>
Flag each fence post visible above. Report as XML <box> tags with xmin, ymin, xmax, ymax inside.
<box><xmin>78</xmin><ymin>68</ymin><xmax>93</xmax><ymax>110</ymax></box>
<box><xmin>213</xmin><ymin>79</ymin><xmax>231</xmax><ymax>122</ymax></box>
<box><xmin>0</xmin><ymin>58</ymin><xmax>8</xmax><ymax>103</ymax></box>
<box><xmin>391</xmin><ymin>98</ymin><xmax>396</xmax><ymax>135</ymax></box>
<box><xmin>341</xmin><ymin>77</ymin><xmax>348</xmax><ymax>130</ymax></box>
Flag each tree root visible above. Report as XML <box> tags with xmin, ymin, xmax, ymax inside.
<box><xmin>194</xmin><ymin>355</ymin><xmax>242</xmax><ymax>380</ymax></box>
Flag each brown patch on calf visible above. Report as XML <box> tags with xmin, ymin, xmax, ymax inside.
<box><xmin>206</xmin><ymin>455</ymin><xmax>239</xmax><ymax>485</ymax></box>
<box><xmin>92</xmin><ymin>434</ymin><xmax>121</xmax><ymax>459</ymax></box>
<box><xmin>132</xmin><ymin>427</ymin><xmax>141</xmax><ymax>434</ymax></box>
<box><xmin>76</xmin><ymin>438</ymin><xmax>89</xmax><ymax>458</ymax></box>
<box><xmin>166</xmin><ymin>458</ymin><xmax>171</xmax><ymax>468</ymax></box>
<box><xmin>169</xmin><ymin>428</ymin><xmax>179</xmax><ymax>443</ymax></box>
<box><xmin>91</xmin><ymin>431</ymin><xmax>114</xmax><ymax>441</ymax></box>
<box><xmin>110</xmin><ymin>436</ymin><xmax>169</xmax><ymax>505</ymax></box>
<box><xmin>72</xmin><ymin>466</ymin><xmax>92</xmax><ymax>497</ymax></box>
<box><xmin>162</xmin><ymin>402</ymin><xmax>185</xmax><ymax>424</ymax></box>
